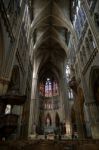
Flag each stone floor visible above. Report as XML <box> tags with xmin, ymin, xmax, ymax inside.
<box><xmin>0</xmin><ymin>138</ymin><xmax>99</xmax><ymax>150</ymax></box>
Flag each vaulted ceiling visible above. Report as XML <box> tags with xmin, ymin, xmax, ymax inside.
<box><xmin>30</xmin><ymin>0</ymin><xmax>76</xmax><ymax>81</ymax></box>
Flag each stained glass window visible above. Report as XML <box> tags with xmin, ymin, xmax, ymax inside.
<box><xmin>39</xmin><ymin>78</ymin><xmax>59</xmax><ymax>97</ymax></box>
<box><xmin>45</xmin><ymin>78</ymin><xmax>52</xmax><ymax>97</ymax></box>
<box><xmin>5</xmin><ymin>105</ymin><xmax>11</xmax><ymax>114</ymax></box>
<box><xmin>73</xmin><ymin>0</ymin><xmax>86</xmax><ymax>38</ymax></box>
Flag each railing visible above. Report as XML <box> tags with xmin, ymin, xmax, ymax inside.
<box><xmin>0</xmin><ymin>95</ymin><xmax>26</xmax><ymax>105</ymax></box>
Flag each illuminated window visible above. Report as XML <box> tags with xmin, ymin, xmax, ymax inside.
<box><xmin>66</xmin><ymin>65</ymin><xmax>70</xmax><ymax>82</ymax></box>
<box><xmin>73</xmin><ymin>0</ymin><xmax>86</xmax><ymax>37</ymax></box>
<box><xmin>68</xmin><ymin>89</ymin><xmax>74</xmax><ymax>100</ymax></box>
<box><xmin>5</xmin><ymin>105</ymin><xmax>11</xmax><ymax>114</ymax></box>
<box><xmin>45</xmin><ymin>78</ymin><xmax>52</xmax><ymax>97</ymax></box>
<box><xmin>39</xmin><ymin>78</ymin><xmax>59</xmax><ymax>97</ymax></box>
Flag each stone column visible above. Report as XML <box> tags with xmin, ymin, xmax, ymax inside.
<box><xmin>28</xmin><ymin>76</ymin><xmax>38</xmax><ymax>135</ymax></box>
<box><xmin>59</xmin><ymin>63</ymin><xmax>68</xmax><ymax>123</ymax></box>
<box><xmin>80</xmin><ymin>75</ymin><xmax>93</xmax><ymax>137</ymax></box>
<box><xmin>74</xmin><ymin>91</ymin><xmax>85</xmax><ymax>139</ymax></box>
<box><xmin>59</xmin><ymin>80</ymin><xmax>65</xmax><ymax>122</ymax></box>
<box><xmin>76</xmin><ymin>48</ymin><xmax>93</xmax><ymax>138</ymax></box>
<box><xmin>28</xmin><ymin>54</ymin><xmax>42</xmax><ymax>135</ymax></box>
<box><xmin>81</xmin><ymin>75</ymin><xmax>99</xmax><ymax>139</ymax></box>
<box><xmin>75</xmin><ymin>108</ymin><xmax>85</xmax><ymax>139</ymax></box>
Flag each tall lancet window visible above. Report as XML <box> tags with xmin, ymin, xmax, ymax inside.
<box><xmin>39</xmin><ymin>78</ymin><xmax>59</xmax><ymax>97</ymax></box>
<box><xmin>45</xmin><ymin>78</ymin><xmax>52</xmax><ymax>97</ymax></box>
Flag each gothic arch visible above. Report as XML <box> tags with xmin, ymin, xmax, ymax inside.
<box><xmin>38</xmin><ymin>62</ymin><xmax>61</xmax><ymax>83</ymax></box>
<box><xmin>30</xmin><ymin>1</ymin><xmax>76</xmax><ymax>38</ymax></box>
<box><xmin>45</xmin><ymin>113</ymin><xmax>52</xmax><ymax>126</ymax></box>
<box><xmin>39</xmin><ymin>113</ymin><xmax>42</xmax><ymax>127</ymax></box>
<box><xmin>55</xmin><ymin>112</ymin><xmax>60</xmax><ymax>127</ymax></box>
<box><xmin>7</xmin><ymin>65</ymin><xmax>20</xmax><ymax>95</ymax></box>
<box><xmin>33</xmin><ymin>32</ymin><xmax>68</xmax><ymax>55</ymax></box>
<box><xmin>89</xmin><ymin>66</ymin><xmax>99</xmax><ymax>105</ymax></box>
<box><xmin>30</xmin><ymin>0</ymin><xmax>77</xmax><ymax>49</ymax></box>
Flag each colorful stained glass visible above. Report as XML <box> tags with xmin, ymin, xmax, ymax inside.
<box><xmin>39</xmin><ymin>78</ymin><xmax>59</xmax><ymax>97</ymax></box>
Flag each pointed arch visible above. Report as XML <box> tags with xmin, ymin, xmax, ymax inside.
<box><xmin>30</xmin><ymin>0</ymin><xmax>77</xmax><ymax>47</ymax></box>
<box><xmin>55</xmin><ymin>112</ymin><xmax>60</xmax><ymax>127</ymax></box>
<box><xmin>30</xmin><ymin>14</ymin><xmax>77</xmax><ymax>45</ymax></box>
<box><xmin>45</xmin><ymin>113</ymin><xmax>52</xmax><ymax>126</ymax></box>
<box><xmin>89</xmin><ymin>66</ymin><xmax>99</xmax><ymax>105</ymax></box>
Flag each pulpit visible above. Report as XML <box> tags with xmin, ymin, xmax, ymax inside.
<box><xmin>0</xmin><ymin>95</ymin><xmax>26</xmax><ymax>138</ymax></box>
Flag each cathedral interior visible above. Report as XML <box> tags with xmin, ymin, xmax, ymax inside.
<box><xmin>0</xmin><ymin>0</ymin><xmax>99</xmax><ymax>149</ymax></box>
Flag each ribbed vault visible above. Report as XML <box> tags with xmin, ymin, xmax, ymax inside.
<box><xmin>30</xmin><ymin>0</ymin><xmax>76</xmax><ymax>80</ymax></box>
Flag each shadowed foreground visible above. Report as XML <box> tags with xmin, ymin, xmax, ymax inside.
<box><xmin>0</xmin><ymin>139</ymin><xmax>99</xmax><ymax>150</ymax></box>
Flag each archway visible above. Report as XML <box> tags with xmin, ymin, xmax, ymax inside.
<box><xmin>90</xmin><ymin>67</ymin><xmax>99</xmax><ymax>106</ymax></box>
<box><xmin>93</xmin><ymin>72</ymin><xmax>99</xmax><ymax>106</ymax></box>
<box><xmin>45</xmin><ymin>113</ymin><xmax>52</xmax><ymax>126</ymax></box>
<box><xmin>89</xmin><ymin>67</ymin><xmax>99</xmax><ymax>139</ymax></box>
<box><xmin>55</xmin><ymin>113</ymin><xmax>60</xmax><ymax>127</ymax></box>
<box><xmin>36</xmin><ymin>113</ymin><xmax>44</xmax><ymax>134</ymax></box>
<box><xmin>94</xmin><ymin>79</ymin><xmax>99</xmax><ymax>105</ymax></box>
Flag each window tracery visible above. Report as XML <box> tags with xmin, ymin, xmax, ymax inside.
<box><xmin>73</xmin><ymin>0</ymin><xmax>86</xmax><ymax>38</ymax></box>
<box><xmin>39</xmin><ymin>78</ymin><xmax>59</xmax><ymax>97</ymax></box>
